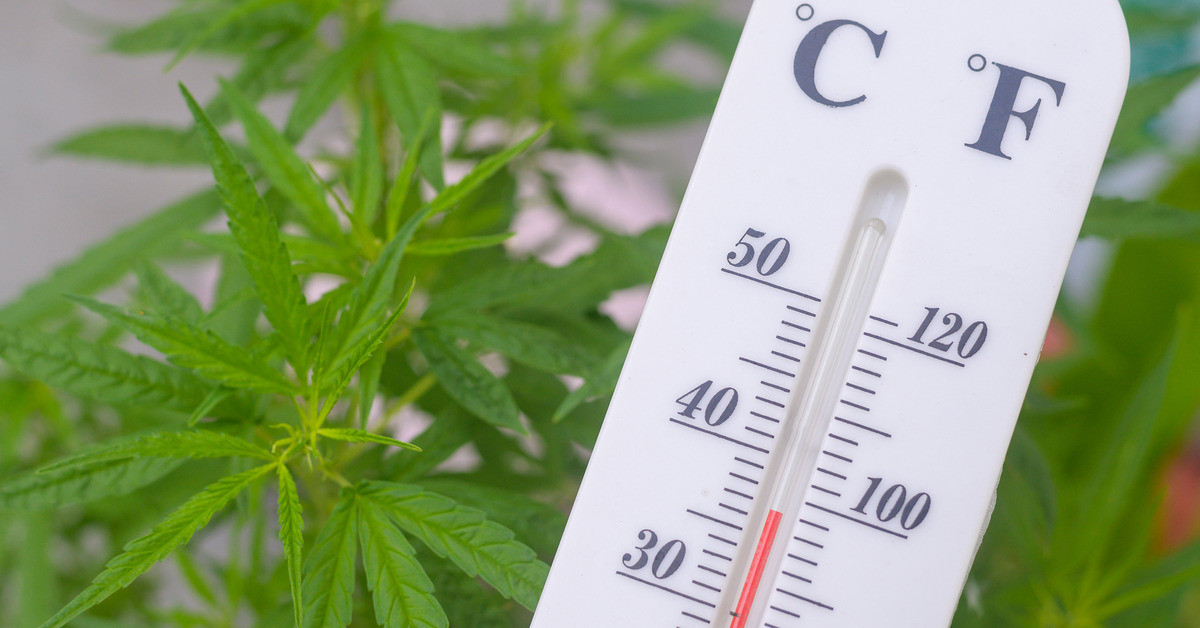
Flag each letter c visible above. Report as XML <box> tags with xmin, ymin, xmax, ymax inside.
<box><xmin>794</xmin><ymin>20</ymin><xmax>888</xmax><ymax>108</ymax></box>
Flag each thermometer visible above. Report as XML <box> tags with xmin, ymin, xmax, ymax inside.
<box><xmin>532</xmin><ymin>1</ymin><xmax>1129</xmax><ymax>626</ymax></box>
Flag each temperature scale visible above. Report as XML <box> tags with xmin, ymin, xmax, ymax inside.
<box><xmin>532</xmin><ymin>0</ymin><xmax>1129</xmax><ymax>626</ymax></box>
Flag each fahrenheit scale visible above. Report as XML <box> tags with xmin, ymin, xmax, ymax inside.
<box><xmin>532</xmin><ymin>1</ymin><xmax>1129</xmax><ymax>626</ymax></box>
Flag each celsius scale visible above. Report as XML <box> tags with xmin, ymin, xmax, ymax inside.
<box><xmin>533</xmin><ymin>0</ymin><xmax>1129</xmax><ymax>626</ymax></box>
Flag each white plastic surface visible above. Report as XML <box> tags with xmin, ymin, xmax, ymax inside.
<box><xmin>532</xmin><ymin>1</ymin><xmax>1129</xmax><ymax>626</ymax></box>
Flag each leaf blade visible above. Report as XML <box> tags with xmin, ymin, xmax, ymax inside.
<box><xmin>412</xmin><ymin>327</ymin><xmax>524</xmax><ymax>434</ymax></box>
<box><xmin>40</xmin><ymin>464</ymin><xmax>273</xmax><ymax>627</ymax></box>
<box><xmin>356</xmin><ymin>494</ymin><xmax>448</xmax><ymax>628</ymax></box>
<box><xmin>182</xmin><ymin>83</ymin><xmax>310</xmax><ymax>370</ymax></box>
<box><xmin>301</xmin><ymin>493</ymin><xmax>358</xmax><ymax>628</ymax></box>
<box><xmin>277</xmin><ymin>464</ymin><xmax>305</xmax><ymax>628</ymax></box>
<box><xmin>359</xmin><ymin>481</ymin><xmax>549</xmax><ymax>610</ymax></box>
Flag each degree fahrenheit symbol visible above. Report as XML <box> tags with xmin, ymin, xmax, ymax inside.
<box><xmin>968</xmin><ymin>54</ymin><xmax>987</xmax><ymax>72</ymax></box>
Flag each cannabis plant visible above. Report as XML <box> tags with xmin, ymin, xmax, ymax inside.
<box><xmin>0</xmin><ymin>1</ymin><xmax>726</xmax><ymax>626</ymax></box>
<box><xmin>5</xmin><ymin>0</ymin><xmax>1200</xmax><ymax>627</ymax></box>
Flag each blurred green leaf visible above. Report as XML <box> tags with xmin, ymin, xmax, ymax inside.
<box><xmin>0</xmin><ymin>189</ymin><xmax>220</xmax><ymax>328</ymax></box>
<box><xmin>412</xmin><ymin>327</ymin><xmax>524</xmax><ymax>435</ymax></box>
<box><xmin>1082</xmin><ymin>197</ymin><xmax>1200</xmax><ymax>240</ymax></box>
<box><xmin>51</xmin><ymin>125</ymin><xmax>212</xmax><ymax>166</ymax></box>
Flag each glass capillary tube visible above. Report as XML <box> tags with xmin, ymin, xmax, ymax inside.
<box><xmin>716</xmin><ymin>170</ymin><xmax>908</xmax><ymax>628</ymax></box>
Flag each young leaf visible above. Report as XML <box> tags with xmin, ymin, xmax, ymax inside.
<box><xmin>38</xmin><ymin>430</ymin><xmax>274</xmax><ymax>474</ymax></box>
<box><xmin>134</xmin><ymin>260</ymin><xmax>204</xmax><ymax>323</ymax></box>
<box><xmin>390</xmin><ymin>22</ymin><xmax>520</xmax><ymax>78</ymax></box>
<box><xmin>358</xmin><ymin>481</ymin><xmax>549</xmax><ymax>610</ymax></box>
<box><xmin>277</xmin><ymin>464</ymin><xmax>305</xmax><ymax>628</ymax></box>
<box><xmin>412</xmin><ymin>327</ymin><xmax>524</xmax><ymax>434</ymax></box>
<box><xmin>219</xmin><ymin>78</ymin><xmax>345</xmax><ymax>244</ymax></box>
<box><xmin>40</xmin><ymin>463</ymin><xmax>273</xmax><ymax>628</ymax></box>
<box><xmin>286</xmin><ymin>35</ymin><xmax>371</xmax><ymax>142</ymax></box>
<box><xmin>317</xmin><ymin>428</ymin><xmax>421</xmax><ymax>452</ymax></box>
<box><xmin>429</xmin><ymin>124</ymin><xmax>549</xmax><ymax>214</ymax></box>
<box><xmin>327</xmin><ymin>202</ymin><xmax>433</xmax><ymax>377</ymax></box>
<box><xmin>302</xmin><ymin>493</ymin><xmax>358</xmax><ymax>628</ymax></box>
<box><xmin>0</xmin><ymin>326</ymin><xmax>214</xmax><ymax>412</ymax></box>
<box><xmin>356</xmin><ymin>495</ymin><xmax>448</xmax><ymax>628</ymax></box>
<box><xmin>0</xmin><ymin>189</ymin><xmax>220</xmax><ymax>328</ymax></box>
<box><xmin>51</xmin><ymin>125</ymin><xmax>210</xmax><ymax>166</ymax></box>
<box><xmin>384</xmin><ymin>409</ymin><xmax>474</xmax><ymax>481</ymax></box>
<box><xmin>351</xmin><ymin>105</ymin><xmax>385</xmax><ymax>227</ymax></box>
<box><xmin>182</xmin><ymin>84</ymin><xmax>310</xmax><ymax>370</ymax></box>
<box><xmin>324</xmin><ymin>282</ymin><xmax>413</xmax><ymax>400</ymax></box>
<box><xmin>1081</xmin><ymin>197</ymin><xmax>1200</xmax><ymax>240</ymax></box>
<box><xmin>376</xmin><ymin>37</ymin><xmax>444</xmax><ymax>189</ymax></box>
<box><xmin>72</xmin><ymin>297</ymin><xmax>298</xmax><ymax>395</ymax></box>
<box><xmin>405</xmin><ymin>232</ymin><xmax>514</xmax><ymax>256</ymax></box>
<box><xmin>0</xmin><ymin>458</ymin><xmax>182</xmax><ymax>512</ymax></box>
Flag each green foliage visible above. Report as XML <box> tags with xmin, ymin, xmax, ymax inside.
<box><xmin>10</xmin><ymin>0</ymin><xmax>1200</xmax><ymax>626</ymax></box>
<box><xmin>2</xmin><ymin>2</ymin><xmax>694</xmax><ymax>625</ymax></box>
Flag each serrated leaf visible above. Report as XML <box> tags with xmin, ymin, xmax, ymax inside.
<box><xmin>277</xmin><ymin>464</ymin><xmax>305</xmax><ymax>628</ymax></box>
<box><xmin>317</xmin><ymin>428</ymin><xmax>420</xmax><ymax>451</ymax></box>
<box><xmin>220</xmin><ymin>78</ymin><xmax>344</xmax><ymax>244</ymax></box>
<box><xmin>40</xmin><ymin>464</ymin><xmax>272</xmax><ymax>628</ymax></box>
<box><xmin>391</xmin><ymin>22</ymin><xmax>520</xmax><ymax>78</ymax></box>
<box><xmin>327</xmin><ymin>202</ymin><xmax>434</xmax><ymax>377</ymax></box>
<box><xmin>38</xmin><ymin>430</ymin><xmax>274</xmax><ymax>474</ymax></box>
<box><xmin>73</xmin><ymin>297</ymin><xmax>298</xmax><ymax>395</ymax></box>
<box><xmin>417</xmin><ymin>478</ymin><xmax>566</xmax><ymax>558</ymax></box>
<box><xmin>359</xmin><ymin>482</ymin><xmax>549</xmax><ymax>610</ymax></box>
<box><xmin>1081</xmin><ymin>197</ymin><xmax>1200</xmax><ymax>240</ymax></box>
<box><xmin>286</xmin><ymin>35</ymin><xmax>371</xmax><ymax>141</ymax></box>
<box><xmin>406</xmin><ymin>232</ymin><xmax>513</xmax><ymax>256</ymax></box>
<box><xmin>323</xmin><ymin>281</ymin><xmax>413</xmax><ymax>404</ymax></box>
<box><xmin>302</xmin><ymin>493</ymin><xmax>357</xmax><ymax>628</ymax></box>
<box><xmin>182</xmin><ymin>83</ymin><xmax>310</xmax><ymax>369</ymax></box>
<box><xmin>0</xmin><ymin>189</ymin><xmax>220</xmax><ymax>328</ymax></box>
<box><xmin>51</xmin><ymin>125</ymin><xmax>211</xmax><ymax>166</ymax></box>
<box><xmin>554</xmin><ymin>338</ymin><xmax>630</xmax><ymax>421</ymax></box>
<box><xmin>431</xmin><ymin>313</ymin><xmax>597</xmax><ymax>375</ymax></box>
<box><xmin>412</xmin><ymin>327</ymin><xmax>524</xmax><ymax>434</ymax></box>
<box><xmin>0</xmin><ymin>457</ymin><xmax>181</xmax><ymax>512</ymax></box>
<box><xmin>356</xmin><ymin>495</ymin><xmax>448</xmax><ymax>628</ymax></box>
<box><xmin>376</xmin><ymin>37</ymin><xmax>444</xmax><ymax>189</ymax></box>
<box><xmin>134</xmin><ymin>260</ymin><xmax>204</xmax><ymax>323</ymax></box>
<box><xmin>0</xmin><ymin>326</ymin><xmax>214</xmax><ymax>412</ymax></box>
<box><xmin>1109</xmin><ymin>64</ymin><xmax>1200</xmax><ymax>159</ymax></box>
<box><xmin>430</xmin><ymin>124</ymin><xmax>549</xmax><ymax>214</ymax></box>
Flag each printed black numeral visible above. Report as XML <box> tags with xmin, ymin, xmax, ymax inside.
<box><xmin>727</xmin><ymin>228</ymin><xmax>791</xmax><ymax>276</ymax></box>
<box><xmin>851</xmin><ymin>477</ymin><xmax>932</xmax><ymax>531</ymax></box>
<box><xmin>622</xmin><ymin>529</ymin><xmax>687</xmax><ymax>579</ymax></box>
<box><xmin>909</xmin><ymin>307</ymin><xmax>988</xmax><ymax>359</ymax></box>
<box><xmin>676</xmin><ymin>380</ymin><xmax>740</xmax><ymax>427</ymax></box>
